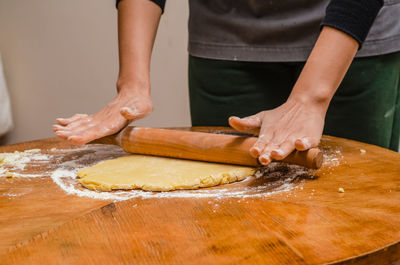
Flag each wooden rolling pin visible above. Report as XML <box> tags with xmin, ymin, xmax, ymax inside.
<box><xmin>91</xmin><ymin>126</ymin><xmax>323</xmax><ymax>169</ymax></box>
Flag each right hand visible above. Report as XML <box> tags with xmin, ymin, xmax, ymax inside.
<box><xmin>53</xmin><ymin>86</ymin><xmax>153</xmax><ymax>146</ymax></box>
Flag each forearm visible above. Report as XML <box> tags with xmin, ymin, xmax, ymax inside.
<box><xmin>288</xmin><ymin>26</ymin><xmax>359</xmax><ymax>111</ymax></box>
<box><xmin>117</xmin><ymin>0</ymin><xmax>162</xmax><ymax>93</ymax></box>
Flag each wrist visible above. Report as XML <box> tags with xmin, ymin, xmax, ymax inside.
<box><xmin>288</xmin><ymin>84</ymin><xmax>334</xmax><ymax>111</ymax></box>
<box><xmin>288</xmin><ymin>67</ymin><xmax>338</xmax><ymax>111</ymax></box>
<box><xmin>285</xmin><ymin>26</ymin><xmax>358</xmax><ymax>113</ymax></box>
<box><xmin>116</xmin><ymin>77</ymin><xmax>151</xmax><ymax>95</ymax></box>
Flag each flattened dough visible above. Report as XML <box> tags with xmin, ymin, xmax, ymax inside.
<box><xmin>77</xmin><ymin>155</ymin><xmax>254</xmax><ymax>191</ymax></box>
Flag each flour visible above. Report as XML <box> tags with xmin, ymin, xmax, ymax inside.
<box><xmin>0</xmin><ymin>149</ymin><xmax>52</xmax><ymax>177</ymax></box>
<box><xmin>48</xmin><ymin>145</ymin><xmax>316</xmax><ymax>201</ymax></box>
<box><xmin>321</xmin><ymin>146</ymin><xmax>344</xmax><ymax>167</ymax></box>
<box><xmin>1</xmin><ymin>142</ymin><xmax>342</xmax><ymax>201</ymax></box>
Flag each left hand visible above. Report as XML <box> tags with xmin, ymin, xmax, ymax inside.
<box><xmin>229</xmin><ymin>98</ymin><xmax>325</xmax><ymax>165</ymax></box>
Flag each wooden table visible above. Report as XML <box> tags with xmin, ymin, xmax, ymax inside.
<box><xmin>0</xmin><ymin>134</ymin><xmax>399</xmax><ymax>264</ymax></box>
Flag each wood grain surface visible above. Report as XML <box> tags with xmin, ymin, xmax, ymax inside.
<box><xmin>0</xmin><ymin>139</ymin><xmax>111</xmax><ymax>253</ymax></box>
<box><xmin>0</xmin><ymin>129</ymin><xmax>400</xmax><ymax>265</ymax></box>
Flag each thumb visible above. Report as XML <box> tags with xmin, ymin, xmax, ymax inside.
<box><xmin>228</xmin><ymin>113</ymin><xmax>262</xmax><ymax>134</ymax></box>
<box><xmin>120</xmin><ymin>106</ymin><xmax>140</xmax><ymax>120</ymax></box>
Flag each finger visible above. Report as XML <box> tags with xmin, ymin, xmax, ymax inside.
<box><xmin>260</xmin><ymin>133</ymin><xmax>289</xmax><ymax>165</ymax></box>
<box><xmin>57</xmin><ymin>114</ymin><xmax>94</xmax><ymax>132</ymax></box>
<box><xmin>250</xmin><ymin>131</ymin><xmax>272</xmax><ymax>158</ymax></box>
<box><xmin>250</xmin><ymin>138</ymin><xmax>265</xmax><ymax>158</ymax></box>
<box><xmin>67</xmin><ymin>136</ymin><xmax>88</xmax><ymax>146</ymax></box>
<box><xmin>258</xmin><ymin>149</ymin><xmax>272</xmax><ymax>165</ymax></box>
<box><xmin>56</xmin><ymin>119</ymin><xmax>69</xmax><ymax>126</ymax></box>
<box><xmin>67</xmin><ymin>129</ymin><xmax>100</xmax><ymax>145</ymax></box>
<box><xmin>55</xmin><ymin>130</ymin><xmax>71</xmax><ymax>140</ymax></box>
<box><xmin>295</xmin><ymin>137</ymin><xmax>319</xmax><ymax>151</ymax></box>
<box><xmin>53</xmin><ymin>124</ymin><xmax>66</xmax><ymax>132</ymax></box>
<box><xmin>63</xmin><ymin>117</ymin><xmax>94</xmax><ymax>131</ymax></box>
<box><xmin>259</xmin><ymin>142</ymin><xmax>280</xmax><ymax>165</ymax></box>
<box><xmin>271</xmin><ymin>140</ymin><xmax>296</xmax><ymax>160</ymax></box>
<box><xmin>228</xmin><ymin>114</ymin><xmax>262</xmax><ymax>134</ymax></box>
<box><xmin>56</xmin><ymin>114</ymin><xmax>88</xmax><ymax>126</ymax></box>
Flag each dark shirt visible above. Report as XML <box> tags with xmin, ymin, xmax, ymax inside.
<box><xmin>116</xmin><ymin>0</ymin><xmax>400</xmax><ymax>62</ymax></box>
<box><xmin>117</xmin><ymin>0</ymin><xmax>382</xmax><ymax>46</ymax></box>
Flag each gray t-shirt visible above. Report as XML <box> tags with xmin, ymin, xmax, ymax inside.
<box><xmin>188</xmin><ymin>0</ymin><xmax>400</xmax><ymax>62</ymax></box>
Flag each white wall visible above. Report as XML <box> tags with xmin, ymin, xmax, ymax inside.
<box><xmin>0</xmin><ymin>0</ymin><xmax>190</xmax><ymax>145</ymax></box>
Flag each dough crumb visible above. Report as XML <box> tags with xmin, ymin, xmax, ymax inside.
<box><xmin>338</xmin><ymin>187</ymin><xmax>345</xmax><ymax>193</ymax></box>
<box><xmin>4</xmin><ymin>171</ymin><xmax>14</xmax><ymax>178</ymax></box>
<box><xmin>360</xmin><ymin>149</ymin><xmax>366</xmax><ymax>154</ymax></box>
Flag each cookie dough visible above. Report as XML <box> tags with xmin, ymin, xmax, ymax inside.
<box><xmin>77</xmin><ymin>155</ymin><xmax>254</xmax><ymax>191</ymax></box>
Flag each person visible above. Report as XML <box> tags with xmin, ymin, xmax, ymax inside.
<box><xmin>0</xmin><ymin>53</ymin><xmax>13</xmax><ymax>145</ymax></box>
<box><xmin>53</xmin><ymin>0</ymin><xmax>400</xmax><ymax>165</ymax></box>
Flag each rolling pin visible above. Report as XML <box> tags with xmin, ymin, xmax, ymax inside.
<box><xmin>91</xmin><ymin>126</ymin><xmax>323</xmax><ymax>169</ymax></box>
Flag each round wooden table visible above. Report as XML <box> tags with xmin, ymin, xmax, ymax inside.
<box><xmin>0</xmin><ymin>132</ymin><xmax>399</xmax><ymax>264</ymax></box>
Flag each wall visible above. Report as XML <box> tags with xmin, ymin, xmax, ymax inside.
<box><xmin>0</xmin><ymin>0</ymin><xmax>190</xmax><ymax>145</ymax></box>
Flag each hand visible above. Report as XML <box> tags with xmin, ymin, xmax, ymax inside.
<box><xmin>229</xmin><ymin>98</ymin><xmax>325</xmax><ymax>165</ymax></box>
<box><xmin>53</xmin><ymin>87</ymin><xmax>153</xmax><ymax>146</ymax></box>
<box><xmin>228</xmin><ymin>26</ymin><xmax>360</xmax><ymax>166</ymax></box>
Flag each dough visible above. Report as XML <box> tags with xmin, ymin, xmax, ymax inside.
<box><xmin>77</xmin><ymin>155</ymin><xmax>254</xmax><ymax>192</ymax></box>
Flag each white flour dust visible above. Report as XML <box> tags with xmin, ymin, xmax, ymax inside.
<box><xmin>322</xmin><ymin>149</ymin><xmax>344</xmax><ymax>167</ymax></box>
<box><xmin>49</xmin><ymin>145</ymin><xmax>311</xmax><ymax>201</ymax></box>
<box><xmin>319</xmin><ymin>138</ymin><xmax>346</xmax><ymax>167</ymax></box>
<box><xmin>1</xmin><ymin>143</ymin><xmax>342</xmax><ymax>201</ymax></box>
<box><xmin>0</xmin><ymin>149</ymin><xmax>52</xmax><ymax>177</ymax></box>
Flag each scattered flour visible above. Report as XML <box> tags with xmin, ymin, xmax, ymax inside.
<box><xmin>1</xmin><ymin>142</ymin><xmax>342</xmax><ymax>201</ymax></box>
<box><xmin>49</xmin><ymin>145</ymin><xmax>309</xmax><ymax>201</ymax></box>
<box><xmin>0</xmin><ymin>149</ymin><xmax>52</xmax><ymax>177</ymax></box>
<box><xmin>321</xmin><ymin>145</ymin><xmax>344</xmax><ymax>167</ymax></box>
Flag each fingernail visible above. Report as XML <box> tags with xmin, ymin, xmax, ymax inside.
<box><xmin>229</xmin><ymin>116</ymin><xmax>239</xmax><ymax>121</ymax></box>
<box><xmin>56</xmin><ymin>118</ymin><xmax>65</xmax><ymax>121</ymax></box>
<box><xmin>301</xmin><ymin>138</ymin><xmax>311</xmax><ymax>149</ymax></box>
<box><xmin>250</xmin><ymin>147</ymin><xmax>261</xmax><ymax>158</ymax></box>
<box><xmin>273</xmin><ymin>149</ymin><xmax>284</xmax><ymax>157</ymax></box>
<box><xmin>259</xmin><ymin>154</ymin><xmax>271</xmax><ymax>165</ymax></box>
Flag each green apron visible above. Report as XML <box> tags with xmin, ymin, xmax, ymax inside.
<box><xmin>188</xmin><ymin>52</ymin><xmax>400</xmax><ymax>151</ymax></box>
